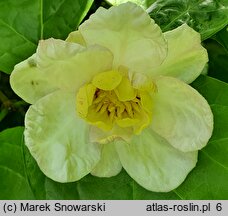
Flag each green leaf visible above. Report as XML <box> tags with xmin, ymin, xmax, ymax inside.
<box><xmin>191</xmin><ymin>75</ymin><xmax>228</xmax><ymax>106</ymax></box>
<box><xmin>213</xmin><ymin>26</ymin><xmax>228</xmax><ymax>52</ymax></box>
<box><xmin>0</xmin><ymin>127</ymin><xmax>34</xmax><ymax>199</ymax></box>
<box><xmin>23</xmin><ymin>143</ymin><xmax>46</xmax><ymax>199</ymax></box>
<box><xmin>203</xmin><ymin>27</ymin><xmax>228</xmax><ymax>83</ymax></box>
<box><xmin>148</xmin><ymin>0</ymin><xmax>228</xmax><ymax>40</ymax></box>
<box><xmin>29</xmin><ymin>170</ymin><xmax>133</xmax><ymax>200</ymax></box>
<box><xmin>42</xmin><ymin>0</ymin><xmax>94</xmax><ymax>39</ymax></box>
<box><xmin>132</xmin><ymin>182</ymin><xmax>180</xmax><ymax>199</ymax></box>
<box><xmin>45</xmin><ymin>179</ymin><xmax>80</xmax><ymax>200</ymax></box>
<box><xmin>77</xmin><ymin>171</ymin><xmax>134</xmax><ymax>199</ymax></box>
<box><xmin>0</xmin><ymin>0</ymin><xmax>94</xmax><ymax>74</ymax></box>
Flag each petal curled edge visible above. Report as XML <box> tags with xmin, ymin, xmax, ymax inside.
<box><xmin>79</xmin><ymin>2</ymin><xmax>167</xmax><ymax>73</ymax></box>
<box><xmin>151</xmin><ymin>76</ymin><xmax>213</xmax><ymax>152</ymax></box>
<box><xmin>10</xmin><ymin>54</ymin><xmax>59</xmax><ymax>104</ymax></box>
<box><xmin>10</xmin><ymin>39</ymin><xmax>113</xmax><ymax>104</ymax></box>
<box><xmin>25</xmin><ymin>90</ymin><xmax>101</xmax><ymax>182</ymax></box>
<box><xmin>152</xmin><ymin>24</ymin><xmax>208</xmax><ymax>84</ymax></box>
<box><xmin>66</xmin><ymin>31</ymin><xmax>86</xmax><ymax>46</ymax></box>
<box><xmin>91</xmin><ymin>142</ymin><xmax>122</xmax><ymax>177</ymax></box>
<box><xmin>116</xmin><ymin>128</ymin><xmax>198</xmax><ymax>192</ymax></box>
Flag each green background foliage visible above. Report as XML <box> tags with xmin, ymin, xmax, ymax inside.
<box><xmin>149</xmin><ymin>0</ymin><xmax>228</xmax><ymax>40</ymax></box>
<box><xmin>0</xmin><ymin>0</ymin><xmax>93</xmax><ymax>74</ymax></box>
<box><xmin>0</xmin><ymin>0</ymin><xmax>228</xmax><ymax>199</ymax></box>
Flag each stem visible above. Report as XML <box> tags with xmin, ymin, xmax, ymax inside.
<box><xmin>14</xmin><ymin>100</ymin><xmax>28</xmax><ymax>108</ymax></box>
<box><xmin>0</xmin><ymin>90</ymin><xmax>28</xmax><ymax>122</ymax></box>
<box><xmin>0</xmin><ymin>90</ymin><xmax>12</xmax><ymax>108</ymax></box>
<box><xmin>0</xmin><ymin>90</ymin><xmax>9</xmax><ymax>103</ymax></box>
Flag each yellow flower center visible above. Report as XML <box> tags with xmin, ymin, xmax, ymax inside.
<box><xmin>76</xmin><ymin>70</ymin><xmax>154</xmax><ymax>135</ymax></box>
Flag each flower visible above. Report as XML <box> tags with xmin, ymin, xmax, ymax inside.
<box><xmin>10</xmin><ymin>2</ymin><xmax>213</xmax><ymax>192</ymax></box>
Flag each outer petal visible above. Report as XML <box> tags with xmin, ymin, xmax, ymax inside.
<box><xmin>79</xmin><ymin>2</ymin><xmax>167</xmax><ymax>73</ymax></box>
<box><xmin>116</xmin><ymin>128</ymin><xmax>197</xmax><ymax>192</ymax></box>
<box><xmin>152</xmin><ymin>24</ymin><xmax>208</xmax><ymax>84</ymax></box>
<box><xmin>151</xmin><ymin>76</ymin><xmax>213</xmax><ymax>152</ymax></box>
<box><xmin>10</xmin><ymin>54</ymin><xmax>59</xmax><ymax>104</ymax></box>
<box><xmin>10</xmin><ymin>39</ymin><xmax>113</xmax><ymax>104</ymax></box>
<box><xmin>91</xmin><ymin>142</ymin><xmax>122</xmax><ymax>177</ymax></box>
<box><xmin>66</xmin><ymin>31</ymin><xmax>86</xmax><ymax>46</ymax></box>
<box><xmin>24</xmin><ymin>90</ymin><xmax>101</xmax><ymax>182</ymax></box>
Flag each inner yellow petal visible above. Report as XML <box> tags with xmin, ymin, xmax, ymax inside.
<box><xmin>76</xmin><ymin>70</ymin><xmax>155</xmax><ymax>139</ymax></box>
<box><xmin>133</xmin><ymin>110</ymin><xmax>151</xmax><ymax>135</ymax></box>
<box><xmin>92</xmin><ymin>70</ymin><xmax>122</xmax><ymax>90</ymax></box>
<box><xmin>115</xmin><ymin>76</ymin><xmax>136</xmax><ymax>101</ymax></box>
<box><xmin>140</xmin><ymin>92</ymin><xmax>153</xmax><ymax>114</ymax></box>
<box><xmin>76</xmin><ymin>83</ymin><xmax>96</xmax><ymax>117</ymax></box>
<box><xmin>87</xmin><ymin>106</ymin><xmax>113</xmax><ymax>131</ymax></box>
<box><xmin>116</xmin><ymin>117</ymin><xmax>139</xmax><ymax>128</ymax></box>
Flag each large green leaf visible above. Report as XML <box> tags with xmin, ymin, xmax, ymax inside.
<box><xmin>0</xmin><ymin>127</ymin><xmax>34</xmax><ymax>199</ymax></box>
<box><xmin>77</xmin><ymin>171</ymin><xmax>134</xmax><ymax>199</ymax></box>
<box><xmin>148</xmin><ymin>0</ymin><xmax>228</xmax><ymax>40</ymax></box>
<box><xmin>191</xmin><ymin>75</ymin><xmax>228</xmax><ymax>105</ymax></box>
<box><xmin>23</xmin><ymin>143</ymin><xmax>46</xmax><ymax>199</ymax></box>
<box><xmin>0</xmin><ymin>0</ymin><xmax>94</xmax><ymax>74</ymax></box>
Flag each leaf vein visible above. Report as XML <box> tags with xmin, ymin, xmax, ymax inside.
<box><xmin>201</xmin><ymin>150</ymin><xmax>228</xmax><ymax>170</ymax></box>
<box><xmin>0</xmin><ymin>165</ymin><xmax>25</xmax><ymax>179</ymax></box>
<box><xmin>172</xmin><ymin>189</ymin><xmax>184</xmax><ymax>200</ymax></box>
<box><xmin>0</xmin><ymin>19</ymin><xmax>36</xmax><ymax>45</ymax></box>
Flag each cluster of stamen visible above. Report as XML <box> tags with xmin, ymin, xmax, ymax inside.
<box><xmin>93</xmin><ymin>89</ymin><xmax>141</xmax><ymax>122</ymax></box>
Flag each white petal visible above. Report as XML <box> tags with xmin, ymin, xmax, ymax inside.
<box><xmin>10</xmin><ymin>39</ymin><xmax>113</xmax><ymax>104</ymax></box>
<box><xmin>116</xmin><ymin>128</ymin><xmax>198</xmax><ymax>192</ymax></box>
<box><xmin>25</xmin><ymin>90</ymin><xmax>101</xmax><ymax>182</ymax></box>
<box><xmin>151</xmin><ymin>76</ymin><xmax>213</xmax><ymax>152</ymax></box>
<box><xmin>91</xmin><ymin>142</ymin><xmax>122</xmax><ymax>177</ymax></box>
<box><xmin>10</xmin><ymin>54</ymin><xmax>58</xmax><ymax>104</ymax></box>
<box><xmin>79</xmin><ymin>2</ymin><xmax>167</xmax><ymax>73</ymax></box>
<box><xmin>152</xmin><ymin>24</ymin><xmax>208</xmax><ymax>84</ymax></box>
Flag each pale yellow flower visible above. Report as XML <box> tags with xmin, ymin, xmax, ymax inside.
<box><xmin>10</xmin><ymin>3</ymin><xmax>213</xmax><ymax>192</ymax></box>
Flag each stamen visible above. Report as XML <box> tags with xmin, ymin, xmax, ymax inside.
<box><xmin>109</xmin><ymin>110</ymin><xmax>115</xmax><ymax>122</ymax></box>
<box><xmin>95</xmin><ymin>102</ymin><xmax>103</xmax><ymax>112</ymax></box>
<box><xmin>76</xmin><ymin>72</ymin><xmax>154</xmax><ymax>134</ymax></box>
<box><xmin>131</xmin><ymin>102</ymin><xmax>140</xmax><ymax>112</ymax></box>
<box><xmin>117</xmin><ymin>104</ymin><xmax>125</xmax><ymax>118</ymax></box>
<box><xmin>132</xmin><ymin>98</ymin><xmax>140</xmax><ymax>103</ymax></box>
<box><xmin>93</xmin><ymin>89</ymin><xmax>141</xmax><ymax>119</ymax></box>
<box><xmin>93</xmin><ymin>92</ymin><xmax>106</xmax><ymax>104</ymax></box>
<box><xmin>124</xmin><ymin>101</ymin><xmax>134</xmax><ymax>118</ymax></box>
<box><xmin>99</xmin><ymin>103</ymin><xmax>109</xmax><ymax>114</ymax></box>
<box><xmin>108</xmin><ymin>103</ymin><xmax>115</xmax><ymax>113</ymax></box>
